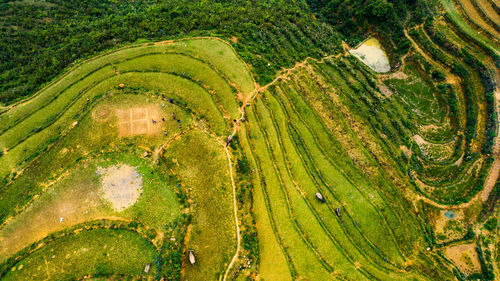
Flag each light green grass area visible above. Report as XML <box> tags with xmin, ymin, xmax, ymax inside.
<box><xmin>0</xmin><ymin>38</ymin><xmax>249</xmax><ymax>279</ymax></box>
<box><xmin>238</xmin><ymin>126</ymin><xmax>292</xmax><ymax>281</ymax></box>
<box><xmin>0</xmin><ymin>150</ymin><xmax>180</xmax><ymax>261</ymax></box>
<box><xmin>2</xmin><ymin>229</ymin><xmax>157</xmax><ymax>281</ymax></box>
<box><xmin>163</xmin><ymin>130</ymin><xmax>236</xmax><ymax>280</ymax></box>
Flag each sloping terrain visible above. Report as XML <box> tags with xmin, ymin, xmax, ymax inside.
<box><xmin>0</xmin><ymin>0</ymin><xmax>498</xmax><ymax>280</ymax></box>
<box><xmin>0</xmin><ymin>38</ymin><xmax>253</xmax><ymax>280</ymax></box>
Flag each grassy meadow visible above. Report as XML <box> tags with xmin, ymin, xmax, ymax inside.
<box><xmin>0</xmin><ymin>38</ymin><xmax>253</xmax><ymax>280</ymax></box>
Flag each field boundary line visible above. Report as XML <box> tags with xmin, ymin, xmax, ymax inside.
<box><xmin>270</xmin><ymin>83</ymin><xmax>407</xmax><ymax>272</ymax></box>
<box><xmin>0</xmin><ymin>36</ymin><xmax>255</xmax><ymax>113</ymax></box>
<box><xmin>263</xmin><ymin>92</ymin><xmax>404</xmax><ymax>276</ymax></box>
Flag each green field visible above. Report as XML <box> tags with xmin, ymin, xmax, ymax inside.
<box><xmin>3</xmin><ymin>228</ymin><xmax>158</xmax><ymax>280</ymax></box>
<box><xmin>0</xmin><ymin>38</ymin><xmax>253</xmax><ymax>280</ymax></box>
<box><xmin>0</xmin><ymin>0</ymin><xmax>498</xmax><ymax>279</ymax></box>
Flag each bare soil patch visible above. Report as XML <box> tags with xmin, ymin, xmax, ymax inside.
<box><xmin>444</xmin><ymin>243</ymin><xmax>481</xmax><ymax>275</ymax></box>
<box><xmin>97</xmin><ymin>164</ymin><xmax>143</xmax><ymax>211</ymax></box>
<box><xmin>377</xmin><ymin>83</ymin><xmax>394</xmax><ymax>97</ymax></box>
<box><xmin>434</xmin><ymin>209</ymin><xmax>466</xmax><ymax>242</ymax></box>
<box><xmin>92</xmin><ymin>104</ymin><xmax>112</xmax><ymax>122</ymax></box>
<box><xmin>116</xmin><ymin>105</ymin><xmax>164</xmax><ymax>137</ymax></box>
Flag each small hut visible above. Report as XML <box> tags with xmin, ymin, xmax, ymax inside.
<box><xmin>315</xmin><ymin>192</ymin><xmax>325</xmax><ymax>203</ymax></box>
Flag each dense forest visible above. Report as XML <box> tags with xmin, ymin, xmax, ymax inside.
<box><xmin>0</xmin><ymin>0</ymin><xmax>339</xmax><ymax>105</ymax></box>
<box><xmin>0</xmin><ymin>0</ymin><xmax>428</xmax><ymax>105</ymax></box>
<box><xmin>306</xmin><ymin>0</ymin><xmax>434</xmax><ymax>58</ymax></box>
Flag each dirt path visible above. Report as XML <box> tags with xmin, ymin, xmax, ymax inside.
<box><xmin>221</xmin><ymin>143</ymin><xmax>241</xmax><ymax>281</ymax></box>
<box><xmin>255</xmin><ymin>53</ymin><xmax>341</xmax><ymax>96</ymax></box>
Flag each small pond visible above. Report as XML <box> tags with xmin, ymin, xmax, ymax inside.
<box><xmin>444</xmin><ymin>210</ymin><xmax>456</xmax><ymax>219</ymax></box>
<box><xmin>349</xmin><ymin>37</ymin><xmax>391</xmax><ymax>73</ymax></box>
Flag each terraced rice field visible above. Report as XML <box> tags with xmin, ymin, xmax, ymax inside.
<box><xmin>406</xmin><ymin>1</ymin><xmax>499</xmax><ymax>277</ymax></box>
<box><xmin>0</xmin><ymin>38</ymin><xmax>253</xmax><ymax>280</ymax></box>
<box><xmin>0</xmin><ymin>1</ymin><xmax>498</xmax><ymax>278</ymax></box>
<box><xmin>455</xmin><ymin>0</ymin><xmax>500</xmax><ymax>40</ymax></box>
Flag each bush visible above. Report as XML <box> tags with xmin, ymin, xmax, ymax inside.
<box><xmin>431</xmin><ymin>70</ymin><xmax>446</xmax><ymax>82</ymax></box>
<box><xmin>236</xmin><ymin>157</ymin><xmax>250</xmax><ymax>175</ymax></box>
<box><xmin>484</xmin><ymin>218</ymin><xmax>497</xmax><ymax>231</ymax></box>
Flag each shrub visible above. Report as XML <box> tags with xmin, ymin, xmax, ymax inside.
<box><xmin>431</xmin><ymin>70</ymin><xmax>446</xmax><ymax>82</ymax></box>
<box><xmin>484</xmin><ymin>218</ymin><xmax>497</xmax><ymax>231</ymax></box>
<box><xmin>236</xmin><ymin>157</ymin><xmax>250</xmax><ymax>175</ymax></box>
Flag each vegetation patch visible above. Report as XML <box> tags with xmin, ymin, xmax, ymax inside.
<box><xmin>2</xmin><ymin>228</ymin><xmax>158</xmax><ymax>281</ymax></box>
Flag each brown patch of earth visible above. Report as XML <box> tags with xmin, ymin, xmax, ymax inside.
<box><xmin>444</xmin><ymin>243</ymin><xmax>481</xmax><ymax>275</ymax></box>
<box><xmin>116</xmin><ymin>105</ymin><xmax>165</xmax><ymax>137</ymax></box>
<box><xmin>97</xmin><ymin>164</ymin><xmax>143</xmax><ymax>211</ymax></box>
<box><xmin>400</xmin><ymin>145</ymin><xmax>412</xmax><ymax>157</ymax></box>
<box><xmin>92</xmin><ymin>104</ymin><xmax>112</xmax><ymax>122</ymax></box>
<box><xmin>434</xmin><ymin>209</ymin><xmax>466</xmax><ymax>242</ymax></box>
<box><xmin>377</xmin><ymin>83</ymin><xmax>393</xmax><ymax>97</ymax></box>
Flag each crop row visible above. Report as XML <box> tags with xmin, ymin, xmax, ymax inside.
<box><xmin>242</xmin><ymin>58</ymin><xmax>448</xmax><ymax>279</ymax></box>
<box><xmin>269</xmin><ymin>83</ymin><xmax>404</xmax><ymax>272</ymax></box>
<box><xmin>440</xmin><ymin>0</ymin><xmax>499</xmax><ymax>61</ymax></box>
<box><xmin>470</xmin><ymin>0</ymin><xmax>500</xmax><ymax>33</ymax></box>
<box><xmin>453</xmin><ymin>0</ymin><xmax>500</xmax><ymax>41</ymax></box>
<box><xmin>0</xmin><ymin>48</ymin><xmax>248</xmax><ymax>182</ymax></box>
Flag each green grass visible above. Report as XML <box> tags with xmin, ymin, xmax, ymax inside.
<box><xmin>2</xmin><ymin>228</ymin><xmax>158</xmax><ymax>281</ymax></box>
<box><xmin>245</xmin><ymin>103</ymin><xmax>333</xmax><ymax>280</ymax></box>
<box><xmin>0</xmin><ymin>38</ymin><xmax>251</xmax><ymax>280</ymax></box>
<box><xmin>0</xmin><ymin>150</ymin><xmax>181</xmax><ymax>261</ymax></box>
<box><xmin>163</xmin><ymin>130</ymin><xmax>236</xmax><ymax>280</ymax></box>
<box><xmin>116</xmin><ymin>53</ymin><xmax>241</xmax><ymax>119</ymax></box>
